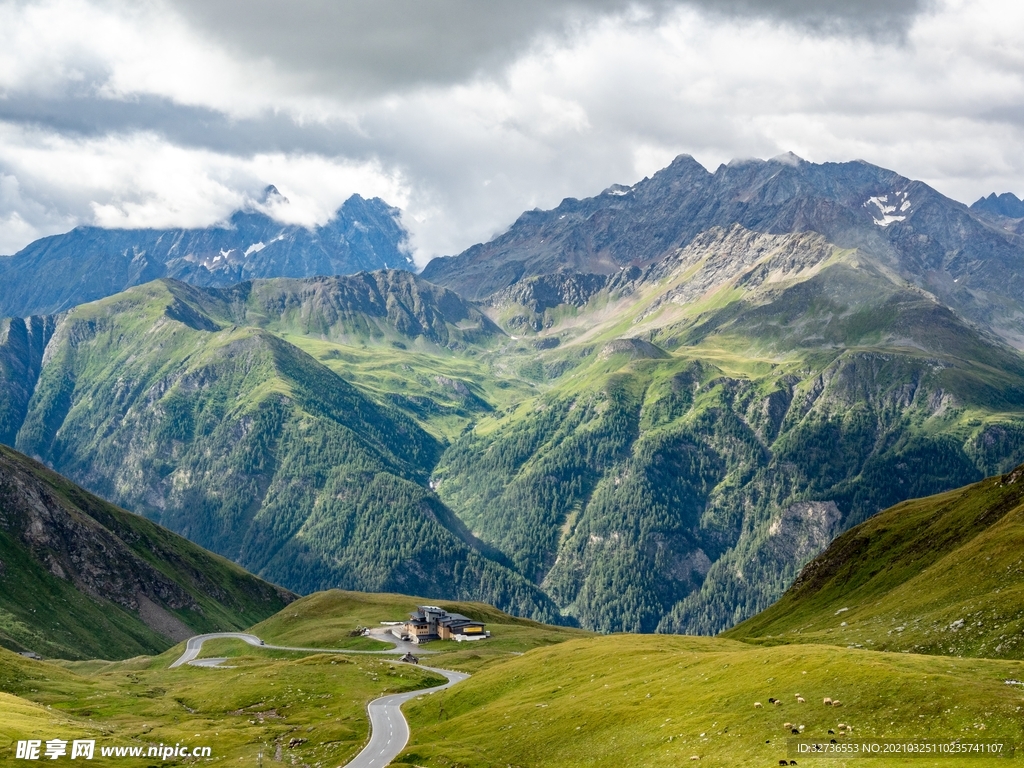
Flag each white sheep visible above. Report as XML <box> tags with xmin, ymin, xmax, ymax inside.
<box><xmin>796</xmin><ymin>696</ymin><xmax>805</xmax><ymax>703</ymax></box>
<box><xmin>754</xmin><ymin>702</ymin><xmax>763</xmax><ymax>708</ymax></box>
<box><xmin>823</xmin><ymin>697</ymin><xmax>833</xmax><ymax>706</ymax></box>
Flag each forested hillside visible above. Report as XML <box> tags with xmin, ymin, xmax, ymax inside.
<box><xmin>433</xmin><ymin>225</ymin><xmax>1024</xmax><ymax>633</ymax></box>
<box><xmin>0</xmin><ymin>277</ymin><xmax>558</xmax><ymax>623</ymax></box>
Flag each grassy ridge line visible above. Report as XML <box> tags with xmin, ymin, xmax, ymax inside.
<box><xmin>725</xmin><ymin>466</ymin><xmax>1024</xmax><ymax>659</ymax></box>
<box><xmin>248</xmin><ymin>590</ymin><xmax>589</xmax><ymax>669</ymax></box>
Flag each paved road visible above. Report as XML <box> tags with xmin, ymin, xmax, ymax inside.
<box><xmin>170</xmin><ymin>630</ymin><xmax>469</xmax><ymax>767</ymax></box>
<box><xmin>345</xmin><ymin>664</ymin><xmax>469</xmax><ymax>768</ymax></box>
<box><xmin>168</xmin><ymin>630</ymin><xmax>426</xmax><ymax>668</ymax></box>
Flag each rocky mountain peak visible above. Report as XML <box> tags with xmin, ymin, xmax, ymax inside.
<box><xmin>259</xmin><ymin>184</ymin><xmax>289</xmax><ymax>206</ymax></box>
<box><xmin>0</xmin><ymin>194</ymin><xmax>413</xmax><ymax>318</ymax></box>
<box><xmin>422</xmin><ymin>154</ymin><xmax>1024</xmax><ymax>346</ymax></box>
<box><xmin>971</xmin><ymin>192</ymin><xmax>1024</xmax><ymax>219</ymax></box>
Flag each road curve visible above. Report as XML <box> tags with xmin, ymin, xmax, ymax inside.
<box><xmin>168</xmin><ymin>630</ymin><xmax>426</xmax><ymax>669</ymax></box>
<box><xmin>170</xmin><ymin>631</ymin><xmax>469</xmax><ymax>768</ymax></box>
<box><xmin>344</xmin><ymin>665</ymin><xmax>469</xmax><ymax>768</ymax></box>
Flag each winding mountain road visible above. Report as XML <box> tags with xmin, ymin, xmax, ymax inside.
<box><xmin>169</xmin><ymin>630</ymin><xmax>467</xmax><ymax>768</ymax></box>
<box><xmin>346</xmin><ymin>664</ymin><xmax>468</xmax><ymax>768</ymax></box>
<box><xmin>168</xmin><ymin>630</ymin><xmax>426</xmax><ymax>668</ymax></box>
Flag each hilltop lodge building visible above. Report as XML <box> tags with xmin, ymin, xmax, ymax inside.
<box><xmin>396</xmin><ymin>605</ymin><xmax>490</xmax><ymax>644</ymax></box>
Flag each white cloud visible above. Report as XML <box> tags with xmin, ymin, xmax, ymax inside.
<box><xmin>0</xmin><ymin>123</ymin><xmax>409</xmax><ymax>250</ymax></box>
<box><xmin>0</xmin><ymin>0</ymin><xmax>1022</xmax><ymax>265</ymax></box>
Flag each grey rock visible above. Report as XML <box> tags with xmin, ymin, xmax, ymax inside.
<box><xmin>0</xmin><ymin>194</ymin><xmax>412</xmax><ymax>318</ymax></box>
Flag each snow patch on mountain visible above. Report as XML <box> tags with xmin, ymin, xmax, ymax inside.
<box><xmin>865</xmin><ymin>191</ymin><xmax>911</xmax><ymax>227</ymax></box>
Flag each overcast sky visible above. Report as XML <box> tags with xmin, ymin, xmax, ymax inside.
<box><xmin>1</xmin><ymin>0</ymin><xmax>1022</xmax><ymax>263</ymax></box>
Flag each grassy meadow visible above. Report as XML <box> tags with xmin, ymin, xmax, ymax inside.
<box><xmin>0</xmin><ymin>590</ymin><xmax>587</xmax><ymax>765</ymax></box>
<box><xmin>401</xmin><ymin>634</ymin><xmax>1024</xmax><ymax>768</ymax></box>
<box><xmin>2</xmin><ymin>587</ymin><xmax>1024</xmax><ymax>767</ymax></box>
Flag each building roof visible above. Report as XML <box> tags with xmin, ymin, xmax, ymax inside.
<box><xmin>407</xmin><ymin>606</ymin><xmax>485</xmax><ymax>628</ymax></box>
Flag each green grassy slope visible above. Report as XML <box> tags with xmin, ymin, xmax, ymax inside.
<box><xmin>5</xmin><ymin>584</ymin><xmax>1024</xmax><ymax>768</ymax></box>
<box><xmin>0</xmin><ymin>642</ymin><xmax>446</xmax><ymax>767</ymax></box>
<box><xmin>249</xmin><ymin>589</ymin><xmax>589</xmax><ymax>671</ymax></box>
<box><xmin>0</xmin><ymin>587</ymin><xmax>586</xmax><ymax>765</ymax></box>
<box><xmin>401</xmin><ymin>634</ymin><xmax>1024</xmax><ymax>768</ymax></box>
<box><xmin>725</xmin><ymin>464</ymin><xmax>1024</xmax><ymax>659</ymax></box>
<box><xmin>0</xmin><ymin>445</ymin><xmax>293</xmax><ymax>660</ymax></box>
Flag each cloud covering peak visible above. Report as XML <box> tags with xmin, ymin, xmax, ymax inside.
<box><xmin>0</xmin><ymin>0</ymin><xmax>1021</xmax><ymax>263</ymax></box>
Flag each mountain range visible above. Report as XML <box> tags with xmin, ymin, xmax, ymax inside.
<box><xmin>424</xmin><ymin>153</ymin><xmax>1024</xmax><ymax>348</ymax></box>
<box><xmin>0</xmin><ymin>190</ymin><xmax>413</xmax><ymax>318</ymax></box>
<box><xmin>4</xmin><ymin>153</ymin><xmax>1024</xmax><ymax>636</ymax></box>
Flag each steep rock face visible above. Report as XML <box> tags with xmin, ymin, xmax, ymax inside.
<box><xmin>423</xmin><ymin>154</ymin><xmax>1024</xmax><ymax>346</ymax></box>
<box><xmin>0</xmin><ymin>194</ymin><xmax>412</xmax><ymax>318</ymax></box>
<box><xmin>0</xmin><ymin>316</ymin><xmax>57</xmax><ymax>445</ymax></box>
<box><xmin>0</xmin><ymin>445</ymin><xmax>293</xmax><ymax>659</ymax></box>
<box><xmin>488</xmin><ymin>271</ymin><xmax>624</xmax><ymax>312</ymax></box>
<box><xmin>971</xmin><ymin>192</ymin><xmax>1024</xmax><ymax>219</ymax></box>
<box><xmin>4</xmin><ymin>455</ymin><xmax>202</xmax><ymax>615</ymax></box>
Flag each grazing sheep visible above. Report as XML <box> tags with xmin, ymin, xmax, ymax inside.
<box><xmin>799</xmin><ymin>725</ymin><xmax>805</xmax><ymax>731</ymax></box>
<box><xmin>779</xmin><ymin>761</ymin><xmax>789</xmax><ymax>766</ymax></box>
<box><xmin>784</xmin><ymin>722</ymin><xmax>792</xmax><ymax>729</ymax></box>
<box><xmin>823</xmin><ymin>697</ymin><xmax>833</xmax><ymax>706</ymax></box>
<box><xmin>828</xmin><ymin>729</ymin><xmax>835</xmax><ymax>735</ymax></box>
<box><xmin>832</xmin><ymin>701</ymin><xmax>842</xmax><ymax>708</ymax></box>
<box><xmin>754</xmin><ymin>702</ymin><xmax>763</xmax><ymax>708</ymax></box>
<box><xmin>838</xmin><ymin>724</ymin><xmax>846</xmax><ymax>730</ymax></box>
<box><xmin>689</xmin><ymin>757</ymin><xmax>700</xmax><ymax>761</ymax></box>
<box><xmin>791</xmin><ymin>728</ymin><xmax>800</xmax><ymax>734</ymax></box>
<box><xmin>796</xmin><ymin>696</ymin><xmax>805</xmax><ymax>703</ymax></box>
<box><xmin>830</xmin><ymin>739</ymin><xmax>837</xmax><ymax>744</ymax></box>
<box><xmin>775</xmin><ymin>700</ymin><xmax>783</xmax><ymax>706</ymax></box>
<box><xmin>769</xmin><ymin>697</ymin><xmax>777</xmax><ymax>703</ymax></box>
